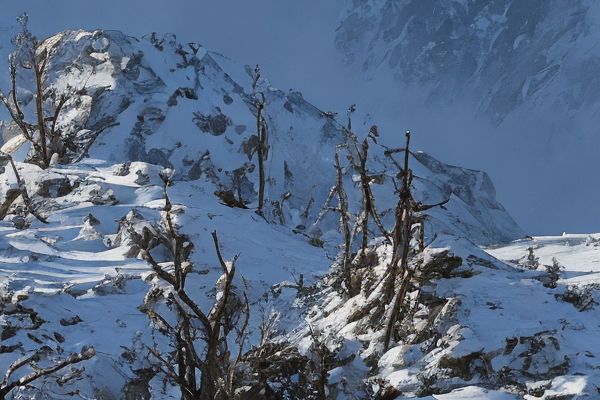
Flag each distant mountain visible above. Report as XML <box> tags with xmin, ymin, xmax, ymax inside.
<box><xmin>336</xmin><ymin>0</ymin><xmax>600</xmax><ymax>124</ymax></box>
<box><xmin>334</xmin><ymin>0</ymin><xmax>600</xmax><ymax>235</ymax></box>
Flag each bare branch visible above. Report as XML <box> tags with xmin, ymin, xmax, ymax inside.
<box><xmin>71</xmin><ymin>122</ymin><xmax>120</xmax><ymax>163</ymax></box>
<box><xmin>313</xmin><ymin>185</ymin><xmax>338</xmax><ymax>226</ymax></box>
<box><xmin>0</xmin><ymin>346</ymin><xmax>95</xmax><ymax>398</ymax></box>
<box><xmin>414</xmin><ymin>198</ymin><xmax>450</xmax><ymax>212</ymax></box>
<box><xmin>334</xmin><ymin>150</ymin><xmax>353</xmax><ymax>295</ymax></box>
<box><xmin>0</xmin><ymin>152</ymin><xmax>48</xmax><ymax>224</ymax></box>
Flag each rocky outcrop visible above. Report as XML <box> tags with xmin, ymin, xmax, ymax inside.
<box><xmin>0</xmin><ymin>28</ymin><xmax>523</xmax><ymax>245</ymax></box>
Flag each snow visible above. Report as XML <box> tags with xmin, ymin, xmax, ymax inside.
<box><xmin>523</xmin><ymin>375</ymin><xmax>588</xmax><ymax>400</ymax></box>
<box><xmin>0</xmin><ymin>159</ymin><xmax>333</xmax><ymax>397</ymax></box>
<box><xmin>398</xmin><ymin>386</ymin><xmax>522</xmax><ymax>399</ymax></box>
<box><xmin>294</xmin><ymin>229</ymin><xmax>600</xmax><ymax>398</ymax></box>
<box><xmin>0</xmin><ymin>15</ymin><xmax>596</xmax><ymax>400</ymax></box>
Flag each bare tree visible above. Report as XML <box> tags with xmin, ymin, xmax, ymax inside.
<box><xmin>130</xmin><ymin>172</ymin><xmax>249</xmax><ymax>400</ymax></box>
<box><xmin>334</xmin><ymin>150</ymin><xmax>354</xmax><ymax>296</ymax></box>
<box><xmin>0</xmin><ymin>14</ymin><xmax>116</xmax><ymax>168</ymax></box>
<box><xmin>314</xmin><ymin>126</ymin><xmax>388</xmax><ymax>296</ymax></box>
<box><xmin>313</xmin><ymin>148</ymin><xmax>355</xmax><ymax>295</ymax></box>
<box><xmin>340</xmin><ymin>106</ymin><xmax>388</xmax><ymax>261</ymax></box>
<box><xmin>381</xmin><ymin>131</ymin><xmax>448</xmax><ymax>350</ymax></box>
<box><xmin>354</xmin><ymin>130</ymin><xmax>389</xmax><ymax>256</ymax></box>
<box><xmin>0</xmin><ymin>15</ymin><xmax>68</xmax><ymax>168</ymax></box>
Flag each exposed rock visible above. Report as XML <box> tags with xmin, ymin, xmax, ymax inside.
<box><xmin>223</xmin><ymin>93</ymin><xmax>233</xmax><ymax>105</ymax></box>
<box><xmin>134</xmin><ymin>170</ymin><xmax>150</xmax><ymax>186</ymax></box>
<box><xmin>234</xmin><ymin>124</ymin><xmax>246</xmax><ymax>134</ymax></box>
<box><xmin>133</xmin><ymin>107</ymin><xmax>166</xmax><ymax>136</ymax></box>
<box><xmin>37</xmin><ymin>176</ymin><xmax>74</xmax><ymax>198</ymax></box>
<box><xmin>193</xmin><ymin>108</ymin><xmax>232</xmax><ymax>136</ymax></box>
<box><xmin>93</xmin><ymin>274</ymin><xmax>129</xmax><ymax>296</ymax></box>
<box><xmin>60</xmin><ymin>315</ymin><xmax>82</xmax><ymax>326</ymax></box>
<box><xmin>123</xmin><ymin>368</ymin><xmax>154</xmax><ymax>400</ymax></box>
<box><xmin>437</xmin><ymin>351</ymin><xmax>491</xmax><ymax>381</ymax></box>
<box><xmin>113</xmin><ymin>163</ymin><xmax>131</xmax><ymax>176</ymax></box>
<box><xmin>89</xmin><ymin>187</ymin><xmax>118</xmax><ymax>205</ymax></box>
<box><xmin>215</xmin><ymin>189</ymin><xmax>248</xmax><ymax>209</ymax></box>
<box><xmin>113</xmin><ymin>209</ymin><xmax>160</xmax><ymax>257</ymax></box>
<box><xmin>83</xmin><ymin>213</ymin><xmax>101</xmax><ymax>226</ymax></box>
<box><xmin>419</xmin><ymin>251</ymin><xmax>466</xmax><ymax>281</ymax></box>
<box><xmin>167</xmin><ymin>87</ymin><xmax>198</xmax><ymax>106</ymax></box>
<box><xmin>240</xmin><ymin>134</ymin><xmax>260</xmax><ymax>160</ymax></box>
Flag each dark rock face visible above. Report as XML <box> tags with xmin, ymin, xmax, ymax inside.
<box><xmin>36</xmin><ymin>177</ymin><xmax>74</xmax><ymax>198</ymax></box>
<box><xmin>193</xmin><ymin>108</ymin><xmax>232</xmax><ymax>136</ymax></box>
<box><xmin>133</xmin><ymin>107</ymin><xmax>166</xmax><ymax>136</ymax></box>
<box><xmin>167</xmin><ymin>87</ymin><xmax>198</xmax><ymax>106</ymax></box>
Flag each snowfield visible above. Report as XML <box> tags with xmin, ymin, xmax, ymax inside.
<box><xmin>301</xmin><ymin>232</ymin><xmax>600</xmax><ymax>399</ymax></box>
<box><xmin>0</xmin><ymin>159</ymin><xmax>332</xmax><ymax>398</ymax></box>
<box><xmin>0</xmin><ymin>25</ymin><xmax>597</xmax><ymax>400</ymax></box>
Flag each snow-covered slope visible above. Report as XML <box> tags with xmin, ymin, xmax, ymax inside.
<box><xmin>0</xmin><ymin>28</ymin><xmax>539</xmax><ymax>399</ymax></box>
<box><xmin>0</xmin><ymin>160</ymin><xmax>332</xmax><ymax>398</ymax></box>
<box><xmin>0</xmin><ymin>28</ymin><xmax>523</xmax><ymax>246</ymax></box>
<box><xmin>304</xmin><ymin>233</ymin><xmax>600</xmax><ymax>399</ymax></box>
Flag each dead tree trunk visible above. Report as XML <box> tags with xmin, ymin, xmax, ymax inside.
<box><xmin>256</xmin><ymin>92</ymin><xmax>268</xmax><ymax>216</ymax></box>
<box><xmin>335</xmin><ymin>150</ymin><xmax>353</xmax><ymax>296</ymax></box>
<box><xmin>33</xmin><ymin>51</ymin><xmax>49</xmax><ymax>166</ymax></box>
<box><xmin>359</xmin><ymin>139</ymin><xmax>370</xmax><ymax>255</ymax></box>
<box><xmin>383</xmin><ymin>131</ymin><xmax>413</xmax><ymax>306</ymax></box>
<box><xmin>381</xmin><ymin>130</ymin><xmax>417</xmax><ymax>350</ymax></box>
<box><xmin>381</xmin><ymin>131</ymin><xmax>449</xmax><ymax>351</ymax></box>
<box><xmin>252</xmin><ymin>65</ymin><xmax>268</xmax><ymax>217</ymax></box>
<box><xmin>346</xmin><ymin>104</ymin><xmax>356</xmax><ymax>132</ymax></box>
<box><xmin>355</xmin><ymin>136</ymin><xmax>390</xmax><ymax>255</ymax></box>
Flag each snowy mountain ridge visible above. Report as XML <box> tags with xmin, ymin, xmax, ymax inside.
<box><xmin>2</xmin><ymin>26</ymin><xmax>598</xmax><ymax>400</ymax></box>
<box><xmin>336</xmin><ymin>0</ymin><xmax>600</xmax><ymax>124</ymax></box>
<box><xmin>0</xmin><ymin>28</ymin><xmax>523</xmax><ymax>246</ymax></box>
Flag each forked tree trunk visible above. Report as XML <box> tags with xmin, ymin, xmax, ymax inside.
<box><xmin>255</xmin><ymin>93</ymin><xmax>268</xmax><ymax>216</ymax></box>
